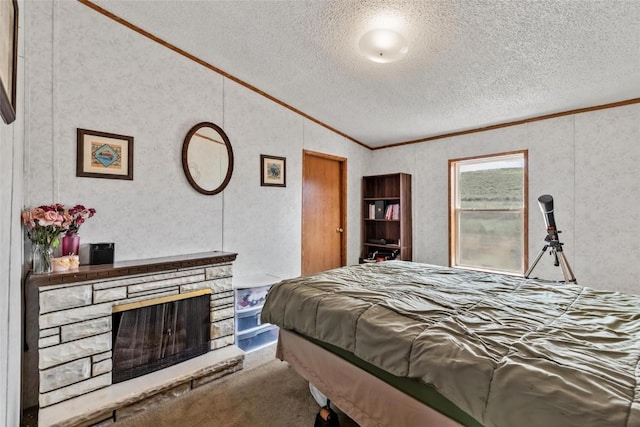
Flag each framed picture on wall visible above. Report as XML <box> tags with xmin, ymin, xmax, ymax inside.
<box><xmin>260</xmin><ymin>154</ymin><xmax>286</xmax><ymax>187</ymax></box>
<box><xmin>76</xmin><ymin>128</ymin><xmax>134</xmax><ymax>180</ymax></box>
<box><xmin>0</xmin><ymin>0</ymin><xmax>18</xmax><ymax>124</ymax></box>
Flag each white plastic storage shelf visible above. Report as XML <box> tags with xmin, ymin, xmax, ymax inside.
<box><xmin>236</xmin><ymin>324</ymin><xmax>279</xmax><ymax>353</ymax></box>
<box><xmin>233</xmin><ymin>274</ymin><xmax>280</xmax><ymax>353</ymax></box>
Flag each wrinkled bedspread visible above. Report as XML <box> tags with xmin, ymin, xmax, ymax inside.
<box><xmin>261</xmin><ymin>261</ymin><xmax>640</xmax><ymax>427</ymax></box>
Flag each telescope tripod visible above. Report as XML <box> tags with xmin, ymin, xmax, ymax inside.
<box><xmin>525</xmin><ymin>229</ymin><xmax>577</xmax><ymax>284</ymax></box>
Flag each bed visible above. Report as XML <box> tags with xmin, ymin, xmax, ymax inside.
<box><xmin>260</xmin><ymin>261</ymin><xmax>640</xmax><ymax>427</ymax></box>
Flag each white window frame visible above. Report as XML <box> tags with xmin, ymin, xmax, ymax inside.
<box><xmin>449</xmin><ymin>150</ymin><xmax>528</xmax><ymax>275</ymax></box>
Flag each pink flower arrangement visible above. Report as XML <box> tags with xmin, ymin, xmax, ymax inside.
<box><xmin>65</xmin><ymin>204</ymin><xmax>96</xmax><ymax>235</ymax></box>
<box><xmin>21</xmin><ymin>204</ymin><xmax>97</xmax><ymax>247</ymax></box>
<box><xmin>21</xmin><ymin>204</ymin><xmax>71</xmax><ymax>248</ymax></box>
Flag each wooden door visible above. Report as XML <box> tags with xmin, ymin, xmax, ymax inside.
<box><xmin>302</xmin><ymin>150</ymin><xmax>347</xmax><ymax>274</ymax></box>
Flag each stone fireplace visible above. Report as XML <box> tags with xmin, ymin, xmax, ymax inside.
<box><xmin>26</xmin><ymin>252</ymin><xmax>243</xmax><ymax>427</ymax></box>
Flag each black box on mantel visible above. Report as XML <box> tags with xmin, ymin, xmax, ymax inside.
<box><xmin>90</xmin><ymin>243</ymin><xmax>115</xmax><ymax>265</ymax></box>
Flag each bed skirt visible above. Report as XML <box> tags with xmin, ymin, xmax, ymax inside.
<box><xmin>276</xmin><ymin>328</ymin><xmax>461</xmax><ymax>427</ymax></box>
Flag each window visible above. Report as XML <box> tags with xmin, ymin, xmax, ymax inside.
<box><xmin>449</xmin><ymin>151</ymin><xmax>527</xmax><ymax>275</ymax></box>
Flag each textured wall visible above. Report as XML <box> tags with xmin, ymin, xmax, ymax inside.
<box><xmin>368</xmin><ymin>104</ymin><xmax>640</xmax><ymax>294</ymax></box>
<box><xmin>0</xmin><ymin>92</ymin><xmax>23</xmax><ymax>427</ymax></box>
<box><xmin>22</xmin><ymin>1</ymin><xmax>368</xmax><ymax>282</ymax></box>
<box><xmin>0</xmin><ymin>0</ymin><xmax>24</xmax><ymax>425</ymax></box>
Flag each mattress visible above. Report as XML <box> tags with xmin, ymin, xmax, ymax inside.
<box><xmin>261</xmin><ymin>261</ymin><xmax>640</xmax><ymax>427</ymax></box>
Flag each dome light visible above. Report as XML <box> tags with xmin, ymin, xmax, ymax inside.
<box><xmin>358</xmin><ymin>29</ymin><xmax>409</xmax><ymax>63</ymax></box>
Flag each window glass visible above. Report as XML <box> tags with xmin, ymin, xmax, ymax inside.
<box><xmin>451</xmin><ymin>152</ymin><xmax>526</xmax><ymax>274</ymax></box>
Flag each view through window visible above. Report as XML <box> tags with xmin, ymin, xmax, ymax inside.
<box><xmin>450</xmin><ymin>151</ymin><xmax>527</xmax><ymax>274</ymax></box>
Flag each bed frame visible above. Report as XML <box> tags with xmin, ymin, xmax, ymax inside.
<box><xmin>276</xmin><ymin>328</ymin><xmax>462</xmax><ymax>427</ymax></box>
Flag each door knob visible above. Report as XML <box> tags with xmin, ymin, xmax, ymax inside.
<box><xmin>336</xmin><ymin>228</ymin><xmax>344</xmax><ymax>233</ymax></box>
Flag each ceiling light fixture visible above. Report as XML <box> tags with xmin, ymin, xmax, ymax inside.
<box><xmin>358</xmin><ymin>29</ymin><xmax>408</xmax><ymax>64</ymax></box>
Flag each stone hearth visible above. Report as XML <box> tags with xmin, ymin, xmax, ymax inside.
<box><xmin>40</xmin><ymin>346</ymin><xmax>243</xmax><ymax>427</ymax></box>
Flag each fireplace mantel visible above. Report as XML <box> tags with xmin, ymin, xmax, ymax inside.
<box><xmin>27</xmin><ymin>251</ymin><xmax>237</xmax><ymax>287</ymax></box>
<box><xmin>25</xmin><ymin>251</ymin><xmax>242</xmax><ymax>427</ymax></box>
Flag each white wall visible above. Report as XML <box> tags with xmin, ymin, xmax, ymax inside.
<box><xmin>369</xmin><ymin>104</ymin><xmax>640</xmax><ymax>294</ymax></box>
<box><xmin>0</xmin><ymin>1</ymin><xmax>24</xmax><ymax>425</ymax></box>
<box><xmin>0</xmin><ymin>104</ymin><xmax>24</xmax><ymax>427</ymax></box>
<box><xmin>23</xmin><ymin>1</ymin><xmax>368</xmax><ymax>279</ymax></box>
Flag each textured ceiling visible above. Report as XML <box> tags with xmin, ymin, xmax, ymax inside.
<box><xmin>90</xmin><ymin>0</ymin><xmax>640</xmax><ymax>148</ymax></box>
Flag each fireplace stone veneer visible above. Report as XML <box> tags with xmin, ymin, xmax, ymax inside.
<box><xmin>26</xmin><ymin>251</ymin><xmax>241</xmax><ymax>426</ymax></box>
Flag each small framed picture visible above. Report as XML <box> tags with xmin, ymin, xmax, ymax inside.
<box><xmin>76</xmin><ymin>128</ymin><xmax>134</xmax><ymax>180</ymax></box>
<box><xmin>260</xmin><ymin>154</ymin><xmax>286</xmax><ymax>187</ymax></box>
<box><xmin>0</xmin><ymin>0</ymin><xmax>18</xmax><ymax>124</ymax></box>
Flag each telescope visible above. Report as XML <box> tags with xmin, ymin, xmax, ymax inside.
<box><xmin>537</xmin><ymin>194</ymin><xmax>556</xmax><ymax>230</ymax></box>
<box><xmin>525</xmin><ymin>194</ymin><xmax>577</xmax><ymax>284</ymax></box>
<box><xmin>537</xmin><ymin>194</ymin><xmax>559</xmax><ymax>241</ymax></box>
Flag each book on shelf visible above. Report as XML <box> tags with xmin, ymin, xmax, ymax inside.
<box><xmin>384</xmin><ymin>204</ymin><xmax>393</xmax><ymax>219</ymax></box>
<box><xmin>384</xmin><ymin>203</ymin><xmax>400</xmax><ymax>220</ymax></box>
<box><xmin>368</xmin><ymin>202</ymin><xmax>399</xmax><ymax>220</ymax></box>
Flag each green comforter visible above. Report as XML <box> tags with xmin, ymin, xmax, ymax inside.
<box><xmin>261</xmin><ymin>261</ymin><xmax>640</xmax><ymax>427</ymax></box>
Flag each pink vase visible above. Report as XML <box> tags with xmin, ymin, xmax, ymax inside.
<box><xmin>61</xmin><ymin>234</ymin><xmax>80</xmax><ymax>256</ymax></box>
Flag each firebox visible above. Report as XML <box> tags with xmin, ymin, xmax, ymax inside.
<box><xmin>111</xmin><ymin>289</ymin><xmax>211</xmax><ymax>384</ymax></box>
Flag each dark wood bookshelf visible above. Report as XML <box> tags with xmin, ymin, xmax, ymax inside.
<box><xmin>361</xmin><ymin>173</ymin><xmax>412</xmax><ymax>262</ymax></box>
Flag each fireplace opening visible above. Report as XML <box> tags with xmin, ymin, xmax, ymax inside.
<box><xmin>112</xmin><ymin>290</ymin><xmax>211</xmax><ymax>384</ymax></box>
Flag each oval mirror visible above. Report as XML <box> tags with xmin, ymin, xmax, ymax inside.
<box><xmin>182</xmin><ymin>122</ymin><xmax>234</xmax><ymax>195</ymax></box>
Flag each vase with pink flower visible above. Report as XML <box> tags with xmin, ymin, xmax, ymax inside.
<box><xmin>21</xmin><ymin>204</ymin><xmax>70</xmax><ymax>274</ymax></box>
<box><xmin>61</xmin><ymin>204</ymin><xmax>96</xmax><ymax>256</ymax></box>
